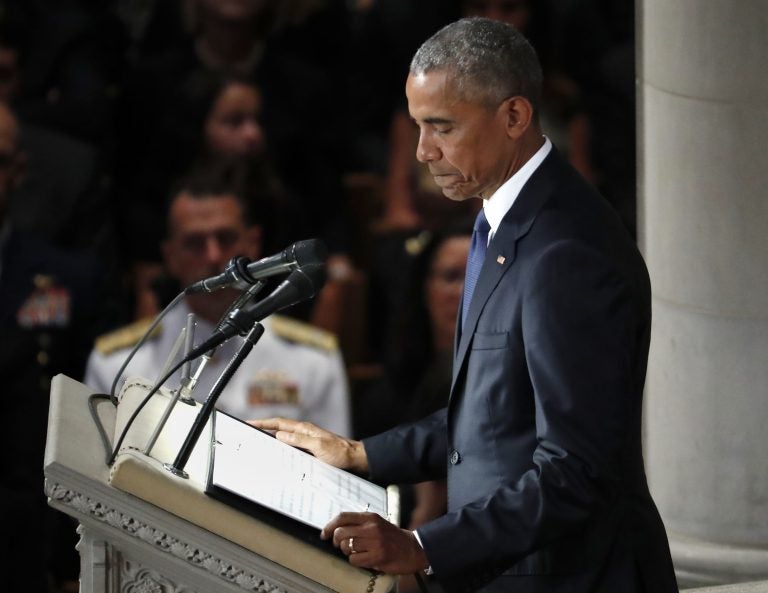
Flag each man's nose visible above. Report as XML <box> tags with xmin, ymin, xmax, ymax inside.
<box><xmin>240</xmin><ymin>119</ymin><xmax>259</xmax><ymax>139</ymax></box>
<box><xmin>416</xmin><ymin>130</ymin><xmax>440</xmax><ymax>163</ymax></box>
<box><xmin>204</xmin><ymin>235</ymin><xmax>226</xmax><ymax>265</ymax></box>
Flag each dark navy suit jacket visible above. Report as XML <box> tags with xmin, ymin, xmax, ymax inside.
<box><xmin>0</xmin><ymin>229</ymin><xmax>112</xmax><ymax>591</ymax></box>
<box><xmin>364</xmin><ymin>148</ymin><xmax>678</xmax><ymax>593</ymax></box>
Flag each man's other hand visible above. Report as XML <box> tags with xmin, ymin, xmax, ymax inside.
<box><xmin>322</xmin><ymin>512</ymin><xmax>430</xmax><ymax>575</ymax></box>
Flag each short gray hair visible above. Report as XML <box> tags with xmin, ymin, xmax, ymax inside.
<box><xmin>410</xmin><ymin>17</ymin><xmax>542</xmax><ymax>113</ymax></box>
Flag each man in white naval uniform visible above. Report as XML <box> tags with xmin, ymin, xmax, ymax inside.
<box><xmin>85</xmin><ymin>168</ymin><xmax>351</xmax><ymax>436</ymax></box>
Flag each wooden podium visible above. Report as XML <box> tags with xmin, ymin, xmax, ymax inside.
<box><xmin>44</xmin><ymin>374</ymin><xmax>395</xmax><ymax>593</ymax></box>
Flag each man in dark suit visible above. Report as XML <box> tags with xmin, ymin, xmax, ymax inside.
<box><xmin>0</xmin><ymin>102</ymin><xmax>112</xmax><ymax>592</ymax></box>
<box><xmin>254</xmin><ymin>17</ymin><xmax>678</xmax><ymax>593</ymax></box>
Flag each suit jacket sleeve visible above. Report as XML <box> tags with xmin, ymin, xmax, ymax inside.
<box><xmin>363</xmin><ymin>407</ymin><xmax>449</xmax><ymax>485</ymax></box>
<box><xmin>415</xmin><ymin>240</ymin><xmax>646</xmax><ymax>592</ymax></box>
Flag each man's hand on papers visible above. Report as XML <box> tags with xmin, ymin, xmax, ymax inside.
<box><xmin>249</xmin><ymin>417</ymin><xmax>369</xmax><ymax>475</ymax></box>
<box><xmin>322</xmin><ymin>512</ymin><xmax>430</xmax><ymax>575</ymax></box>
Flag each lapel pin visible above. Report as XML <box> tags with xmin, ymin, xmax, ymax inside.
<box><xmin>496</xmin><ymin>255</ymin><xmax>506</xmax><ymax>265</ymax></box>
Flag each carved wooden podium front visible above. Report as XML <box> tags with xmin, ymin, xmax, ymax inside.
<box><xmin>44</xmin><ymin>374</ymin><xmax>394</xmax><ymax>593</ymax></box>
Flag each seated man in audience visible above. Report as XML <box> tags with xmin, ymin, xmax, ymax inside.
<box><xmin>85</xmin><ymin>167</ymin><xmax>351</xmax><ymax>436</ymax></box>
<box><xmin>0</xmin><ymin>101</ymin><xmax>107</xmax><ymax>593</ymax></box>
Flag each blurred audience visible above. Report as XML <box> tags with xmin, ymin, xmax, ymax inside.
<box><xmin>4</xmin><ymin>0</ymin><xmax>126</xmax><ymax>149</ymax></box>
<box><xmin>120</xmin><ymin>71</ymin><xmax>307</xmax><ymax>317</ymax></box>
<box><xmin>115</xmin><ymin>0</ymin><xmax>350</xmax><ymax>249</ymax></box>
<box><xmin>357</xmin><ymin>221</ymin><xmax>471</xmax><ymax>435</ymax></box>
<box><xmin>110</xmin><ymin>1</ymin><xmax>356</xmax><ymax>323</ymax></box>
<box><xmin>344</xmin><ymin>0</ymin><xmax>462</xmax><ymax>176</ymax></box>
<box><xmin>573</xmin><ymin>0</ymin><xmax>637</xmax><ymax>236</ymax></box>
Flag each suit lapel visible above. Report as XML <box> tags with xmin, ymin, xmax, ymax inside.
<box><xmin>450</xmin><ymin>147</ymin><xmax>565</xmax><ymax>394</ymax></box>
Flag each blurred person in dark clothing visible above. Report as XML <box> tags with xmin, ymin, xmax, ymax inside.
<box><xmin>358</xmin><ymin>223</ymin><xmax>472</xmax><ymax>439</ymax></box>
<box><xmin>2</xmin><ymin>0</ymin><xmax>127</xmax><ymax>149</ymax></box>
<box><xmin>0</xmin><ymin>102</ymin><xmax>113</xmax><ymax>593</ymax></box>
<box><xmin>345</xmin><ymin>0</ymin><xmax>462</xmax><ymax>175</ymax></box>
<box><xmin>0</xmin><ymin>16</ymin><xmax>127</xmax><ymax>323</ymax></box>
<box><xmin>573</xmin><ymin>0</ymin><xmax>637</xmax><ymax>237</ymax></box>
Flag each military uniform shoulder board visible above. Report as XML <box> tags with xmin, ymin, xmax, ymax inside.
<box><xmin>270</xmin><ymin>314</ymin><xmax>338</xmax><ymax>352</ymax></box>
<box><xmin>94</xmin><ymin>318</ymin><xmax>162</xmax><ymax>355</ymax></box>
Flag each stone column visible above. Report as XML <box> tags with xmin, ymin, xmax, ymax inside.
<box><xmin>639</xmin><ymin>1</ymin><xmax>768</xmax><ymax>588</ymax></box>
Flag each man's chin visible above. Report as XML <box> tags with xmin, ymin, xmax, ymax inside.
<box><xmin>440</xmin><ymin>186</ymin><xmax>473</xmax><ymax>202</ymax></box>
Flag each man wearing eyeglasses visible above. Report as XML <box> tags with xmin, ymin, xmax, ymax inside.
<box><xmin>85</xmin><ymin>167</ymin><xmax>352</xmax><ymax>437</ymax></box>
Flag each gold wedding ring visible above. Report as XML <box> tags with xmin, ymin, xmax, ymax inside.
<box><xmin>349</xmin><ymin>537</ymin><xmax>356</xmax><ymax>554</ymax></box>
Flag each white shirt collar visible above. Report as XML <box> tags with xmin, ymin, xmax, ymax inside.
<box><xmin>483</xmin><ymin>136</ymin><xmax>552</xmax><ymax>240</ymax></box>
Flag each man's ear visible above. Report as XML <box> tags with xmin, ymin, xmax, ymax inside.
<box><xmin>243</xmin><ymin>224</ymin><xmax>262</xmax><ymax>260</ymax></box>
<box><xmin>502</xmin><ymin>96</ymin><xmax>535</xmax><ymax>139</ymax></box>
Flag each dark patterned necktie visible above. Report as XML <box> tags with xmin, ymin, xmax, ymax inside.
<box><xmin>462</xmin><ymin>208</ymin><xmax>490</xmax><ymax>327</ymax></box>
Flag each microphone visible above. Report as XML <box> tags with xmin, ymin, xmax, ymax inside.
<box><xmin>183</xmin><ymin>264</ymin><xmax>326</xmax><ymax>361</ymax></box>
<box><xmin>184</xmin><ymin>239</ymin><xmax>328</xmax><ymax>294</ymax></box>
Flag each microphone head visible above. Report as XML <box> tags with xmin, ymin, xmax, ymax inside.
<box><xmin>291</xmin><ymin>239</ymin><xmax>328</xmax><ymax>268</ymax></box>
<box><xmin>225</xmin><ymin>263</ymin><xmax>328</xmax><ymax>332</ymax></box>
<box><xmin>270</xmin><ymin>263</ymin><xmax>327</xmax><ymax>310</ymax></box>
<box><xmin>292</xmin><ymin>263</ymin><xmax>326</xmax><ymax>299</ymax></box>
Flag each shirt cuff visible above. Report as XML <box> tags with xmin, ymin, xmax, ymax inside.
<box><xmin>412</xmin><ymin>530</ymin><xmax>434</xmax><ymax>575</ymax></box>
